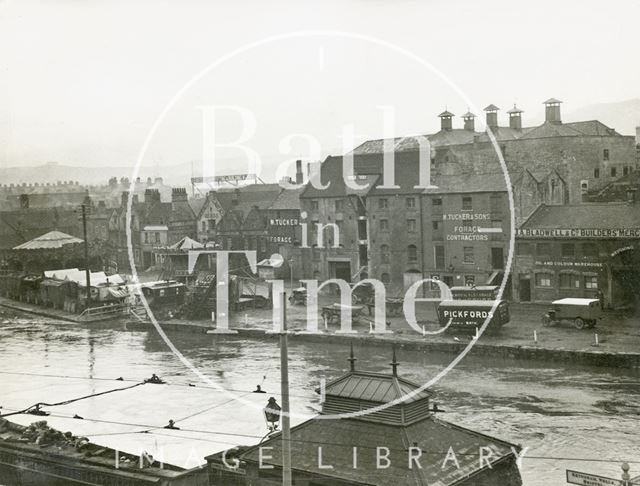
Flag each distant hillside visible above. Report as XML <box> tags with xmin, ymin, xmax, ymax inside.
<box><xmin>565</xmin><ymin>98</ymin><xmax>640</xmax><ymax>137</ymax></box>
<box><xmin>0</xmin><ymin>161</ymin><xmax>196</xmax><ymax>187</ymax></box>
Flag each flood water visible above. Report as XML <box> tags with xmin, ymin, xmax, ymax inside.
<box><xmin>1</xmin><ymin>308</ymin><xmax>639</xmax><ymax>485</ymax></box>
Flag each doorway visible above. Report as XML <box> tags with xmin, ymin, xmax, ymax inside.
<box><xmin>519</xmin><ymin>277</ymin><xmax>531</xmax><ymax>302</ymax></box>
<box><xmin>491</xmin><ymin>247</ymin><xmax>505</xmax><ymax>270</ymax></box>
<box><xmin>329</xmin><ymin>261</ymin><xmax>351</xmax><ymax>282</ymax></box>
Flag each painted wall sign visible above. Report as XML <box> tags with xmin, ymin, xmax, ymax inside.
<box><xmin>269</xmin><ymin>218</ymin><xmax>299</xmax><ymax>226</ymax></box>
<box><xmin>534</xmin><ymin>260</ymin><xmax>604</xmax><ymax>268</ymax></box>
<box><xmin>518</xmin><ymin>228</ymin><xmax>640</xmax><ymax>239</ymax></box>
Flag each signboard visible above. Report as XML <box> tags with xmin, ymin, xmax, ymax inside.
<box><xmin>518</xmin><ymin>228</ymin><xmax>640</xmax><ymax>239</ymax></box>
<box><xmin>566</xmin><ymin>470</ymin><xmax>621</xmax><ymax>486</ymax></box>
<box><xmin>191</xmin><ymin>173</ymin><xmax>257</xmax><ymax>186</ymax></box>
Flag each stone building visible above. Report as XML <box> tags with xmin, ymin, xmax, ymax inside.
<box><xmin>206</xmin><ymin>349</ymin><xmax>523</xmax><ymax>486</ymax></box>
<box><xmin>352</xmin><ymin>98</ymin><xmax>637</xmax><ymax>224</ymax></box>
<box><xmin>514</xmin><ymin>202</ymin><xmax>640</xmax><ymax>307</ymax></box>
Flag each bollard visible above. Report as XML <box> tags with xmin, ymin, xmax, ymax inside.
<box><xmin>534</xmin><ymin>330</ymin><xmax>537</xmax><ymax>342</ymax></box>
<box><xmin>422</xmin><ymin>325</ymin><xmax>426</xmax><ymax>337</ymax></box>
<box><xmin>369</xmin><ymin>322</ymin><xmax>373</xmax><ymax>334</ymax></box>
<box><xmin>595</xmin><ymin>333</ymin><xmax>599</xmax><ymax>346</ymax></box>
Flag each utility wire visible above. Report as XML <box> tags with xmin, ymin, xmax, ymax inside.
<box><xmin>0</xmin><ymin>382</ymin><xmax>145</xmax><ymax>418</ymax></box>
<box><xmin>1</xmin><ymin>370</ymin><xmax>638</xmax><ymax>417</ymax></box>
<box><xmin>2</xmin><ymin>406</ymin><xmax>639</xmax><ymax>466</ymax></box>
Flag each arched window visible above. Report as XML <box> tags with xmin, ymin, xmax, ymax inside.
<box><xmin>408</xmin><ymin>245</ymin><xmax>418</xmax><ymax>262</ymax></box>
<box><xmin>380</xmin><ymin>244</ymin><xmax>390</xmax><ymax>263</ymax></box>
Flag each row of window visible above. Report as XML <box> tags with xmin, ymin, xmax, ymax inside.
<box><xmin>308</xmin><ymin>196</ymin><xmax>480</xmax><ymax>212</ymax></box>
<box><xmin>594</xmin><ymin>166</ymin><xmax>630</xmax><ymax>179</ymax></box>
<box><xmin>517</xmin><ymin>242</ymin><xmax>599</xmax><ymax>258</ymax></box>
<box><xmin>377</xmin><ymin>245</ymin><xmax>475</xmax><ymax>264</ymax></box>
<box><xmin>535</xmin><ymin>273</ymin><xmax>598</xmax><ymax>289</ymax></box>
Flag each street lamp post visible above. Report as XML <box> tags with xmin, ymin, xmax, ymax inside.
<box><xmin>280</xmin><ymin>292</ymin><xmax>292</xmax><ymax>486</ymax></box>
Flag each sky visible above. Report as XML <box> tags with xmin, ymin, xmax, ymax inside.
<box><xmin>0</xmin><ymin>0</ymin><xmax>638</xmax><ymax>180</ymax></box>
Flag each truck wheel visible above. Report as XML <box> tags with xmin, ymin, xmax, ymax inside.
<box><xmin>574</xmin><ymin>317</ymin><xmax>586</xmax><ymax>330</ymax></box>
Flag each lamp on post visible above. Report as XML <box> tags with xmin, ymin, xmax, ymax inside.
<box><xmin>263</xmin><ymin>397</ymin><xmax>281</xmax><ymax>433</ymax></box>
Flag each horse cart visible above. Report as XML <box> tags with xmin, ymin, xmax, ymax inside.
<box><xmin>321</xmin><ymin>303</ymin><xmax>365</xmax><ymax>326</ymax></box>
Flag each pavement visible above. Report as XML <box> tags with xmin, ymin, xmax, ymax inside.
<box><xmin>2</xmin><ymin>292</ymin><xmax>639</xmax><ymax>359</ymax></box>
<box><xmin>165</xmin><ymin>291</ymin><xmax>640</xmax><ymax>356</ymax></box>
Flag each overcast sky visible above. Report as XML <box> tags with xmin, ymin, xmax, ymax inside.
<box><xmin>0</xmin><ymin>0</ymin><xmax>638</xmax><ymax>178</ymax></box>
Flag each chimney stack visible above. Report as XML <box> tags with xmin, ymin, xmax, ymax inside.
<box><xmin>438</xmin><ymin>110</ymin><xmax>454</xmax><ymax>131</ymax></box>
<box><xmin>484</xmin><ymin>105</ymin><xmax>500</xmax><ymax>130</ymax></box>
<box><xmin>508</xmin><ymin>105</ymin><xmax>524</xmax><ymax>130</ymax></box>
<box><xmin>144</xmin><ymin>188</ymin><xmax>161</xmax><ymax>205</ymax></box>
<box><xmin>171</xmin><ymin>187</ymin><xmax>188</xmax><ymax>203</ymax></box>
<box><xmin>543</xmin><ymin>98</ymin><xmax>562</xmax><ymax>124</ymax></box>
<box><xmin>121</xmin><ymin>191</ymin><xmax>129</xmax><ymax>208</ymax></box>
<box><xmin>295</xmin><ymin>159</ymin><xmax>304</xmax><ymax>184</ymax></box>
<box><xmin>461</xmin><ymin>111</ymin><xmax>476</xmax><ymax>131</ymax></box>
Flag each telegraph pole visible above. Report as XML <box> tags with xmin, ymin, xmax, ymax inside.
<box><xmin>80</xmin><ymin>204</ymin><xmax>91</xmax><ymax>308</ymax></box>
<box><xmin>280</xmin><ymin>292</ymin><xmax>292</xmax><ymax>486</ymax></box>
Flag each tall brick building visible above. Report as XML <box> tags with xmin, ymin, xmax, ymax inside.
<box><xmin>300</xmin><ymin>153</ymin><xmax>512</xmax><ymax>293</ymax></box>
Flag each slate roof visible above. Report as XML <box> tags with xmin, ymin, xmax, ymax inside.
<box><xmin>350</xmin><ymin>117</ymin><xmax>622</xmax><ymax>155</ymax></box>
<box><xmin>321</xmin><ymin>371</ymin><xmax>430</xmax><ymax>404</ymax></box>
<box><xmin>521</xmin><ymin>203</ymin><xmax>640</xmax><ymax>230</ymax></box>
<box><xmin>238</xmin><ymin>416</ymin><xmax>518</xmax><ymax>486</ymax></box>
<box><xmin>269</xmin><ymin>186</ymin><xmax>304</xmax><ymax>210</ymax></box>
<box><xmin>424</xmin><ymin>173</ymin><xmax>510</xmax><ymax>194</ymax></box>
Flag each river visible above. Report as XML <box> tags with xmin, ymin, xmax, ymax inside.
<box><xmin>0</xmin><ymin>308</ymin><xmax>639</xmax><ymax>485</ymax></box>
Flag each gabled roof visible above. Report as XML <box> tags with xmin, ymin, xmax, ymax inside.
<box><xmin>461</xmin><ymin>111</ymin><xmax>476</xmax><ymax>118</ymax></box>
<box><xmin>484</xmin><ymin>104</ymin><xmax>500</xmax><ymax>111</ymax></box>
<box><xmin>438</xmin><ymin>110</ymin><xmax>454</xmax><ymax>117</ymax></box>
<box><xmin>507</xmin><ymin>105</ymin><xmax>524</xmax><ymax>114</ymax></box>
<box><xmin>543</xmin><ymin>97</ymin><xmax>562</xmax><ymax>104</ymax></box>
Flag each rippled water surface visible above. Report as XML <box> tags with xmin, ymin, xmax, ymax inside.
<box><xmin>1</xmin><ymin>309</ymin><xmax>639</xmax><ymax>485</ymax></box>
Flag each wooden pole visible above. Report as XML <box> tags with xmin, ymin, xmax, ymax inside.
<box><xmin>280</xmin><ymin>292</ymin><xmax>292</xmax><ymax>486</ymax></box>
<box><xmin>81</xmin><ymin>204</ymin><xmax>91</xmax><ymax>308</ymax></box>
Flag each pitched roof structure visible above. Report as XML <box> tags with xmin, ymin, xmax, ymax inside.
<box><xmin>224</xmin><ymin>349</ymin><xmax>521</xmax><ymax>486</ymax></box>
<box><xmin>168</xmin><ymin>236</ymin><xmax>204</xmax><ymax>250</ymax></box>
<box><xmin>520</xmin><ymin>203</ymin><xmax>640</xmax><ymax>230</ymax></box>
<box><xmin>12</xmin><ymin>230</ymin><xmax>83</xmax><ymax>250</ymax></box>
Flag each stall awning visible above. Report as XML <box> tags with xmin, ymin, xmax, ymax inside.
<box><xmin>108</xmin><ymin>288</ymin><xmax>130</xmax><ymax>299</ymax></box>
